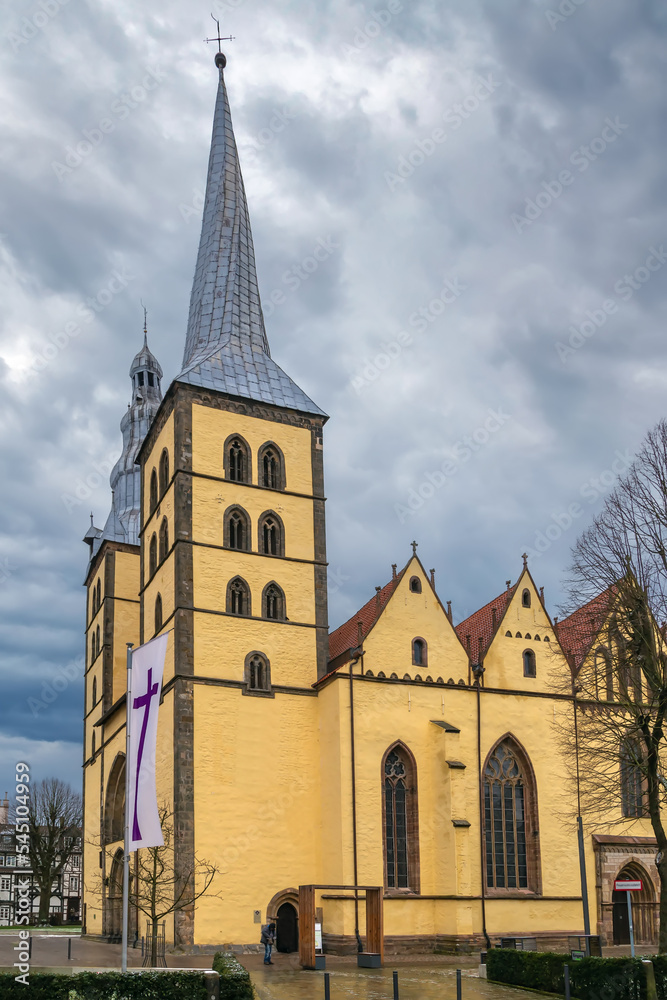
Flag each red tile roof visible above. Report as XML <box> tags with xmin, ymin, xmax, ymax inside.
<box><xmin>455</xmin><ymin>585</ymin><xmax>517</xmax><ymax>660</ymax></box>
<box><xmin>328</xmin><ymin>570</ymin><xmax>405</xmax><ymax>663</ymax></box>
<box><xmin>554</xmin><ymin>588</ymin><xmax>613</xmax><ymax>670</ymax></box>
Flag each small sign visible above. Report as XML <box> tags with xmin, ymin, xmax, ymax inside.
<box><xmin>315</xmin><ymin>923</ymin><xmax>323</xmax><ymax>953</ymax></box>
<box><xmin>571</xmin><ymin>951</ymin><xmax>586</xmax><ymax>962</ymax></box>
<box><xmin>615</xmin><ymin>879</ymin><xmax>642</xmax><ymax>892</ymax></box>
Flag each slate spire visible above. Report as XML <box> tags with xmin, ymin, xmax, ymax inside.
<box><xmin>177</xmin><ymin>54</ymin><xmax>326</xmax><ymax>418</ymax></box>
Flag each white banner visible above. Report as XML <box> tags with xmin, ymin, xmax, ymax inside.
<box><xmin>127</xmin><ymin>633</ymin><xmax>169</xmax><ymax>851</ymax></box>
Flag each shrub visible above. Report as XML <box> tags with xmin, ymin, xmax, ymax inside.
<box><xmin>0</xmin><ymin>970</ymin><xmax>208</xmax><ymax>999</ymax></box>
<box><xmin>487</xmin><ymin>949</ymin><xmax>648</xmax><ymax>999</ymax></box>
<box><xmin>213</xmin><ymin>952</ymin><xmax>254</xmax><ymax>1000</ymax></box>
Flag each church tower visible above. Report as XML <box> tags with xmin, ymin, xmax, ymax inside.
<box><xmin>135</xmin><ymin>49</ymin><xmax>328</xmax><ymax>948</ymax></box>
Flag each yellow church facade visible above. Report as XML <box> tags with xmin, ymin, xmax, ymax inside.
<box><xmin>81</xmin><ymin>51</ymin><xmax>659</xmax><ymax>955</ymax></box>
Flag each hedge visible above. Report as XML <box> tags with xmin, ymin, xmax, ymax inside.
<box><xmin>487</xmin><ymin>949</ymin><xmax>658</xmax><ymax>1000</ymax></box>
<box><xmin>212</xmin><ymin>952</ymin><xmax>255</xmax><ymax>1000</ymax></box>
<box><xmin>0</xmin><ymin>970</ymin><xmax>208</xmax><ymax>1000</ymax></box>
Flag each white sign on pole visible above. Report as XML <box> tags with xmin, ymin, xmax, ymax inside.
<box><xmin>127</xmin><ymin>633</ymin><xmax>169</xmax><ymax>851</ymax></box>
<box><xmin>614</xmin><ymin>879</ymin><xmax>643</xmax><ymax>892</ymax></box>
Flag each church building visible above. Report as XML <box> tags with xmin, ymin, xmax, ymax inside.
<box><xmin>82</xmin><ymin>49</ymin><xmax>659</xmax><ymax>954</ymax></box>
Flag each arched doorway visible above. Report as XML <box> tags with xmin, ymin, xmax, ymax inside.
<box><xmin>276</xmin><ymin>902</ymin><xmax>299</xmax><ymax>953</ymax></box>
<box><xmin>106</xmin><ymin>849</ymin><xmax>123</xmax><ymax>942</ymax></box>
<box><xmin>612</xmin><ymin>863</ymin><xmax>656</xmax><ymax>945</ymax></box>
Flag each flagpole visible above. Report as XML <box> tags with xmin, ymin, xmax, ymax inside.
<box><xmin>121</xmin><ymin>642</ymin><xmax>134</xmax><ymax>973</ymax></box>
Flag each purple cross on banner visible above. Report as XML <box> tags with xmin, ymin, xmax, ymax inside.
<box><xmin>127</xmin><ymin>633</ymin><xmax>169</xmax><ymax>851</ymax></box>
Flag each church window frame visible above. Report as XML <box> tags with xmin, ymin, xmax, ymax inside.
<box><xmin>523</xmin><ymin>649</ymin><xmax>536</xmax><ymax>678</ymax></box>
<box><xmin>149</xmin><ymin>469</ymin><xmax>158</xmax><ymax>513</ymax></box>
<box><xmin>104</xmin><ymin>754</ymin><xmax>126</xmax><ymax>844</ymax></box>
<box><xmin>620</xmin><ymin>739</ymin><xmax>647</xmax><ymax>818</ymax></box>
<box><xmin>224</xmin><ymin>434</ymin><xmax>251</xmax><ymax>485</ymax></box>
<box><xmin>158</xmin><ymin>517</ymin><xmax>169</xmax><ymax>564</ymax></box>
<box><xmin>149</xmin><ymin>533</ymin><xmax>158</xmax><ymax>576</ymax></box>
<box><xmin>244</xmin><ymin>651</ymin><xmax>272</xmax><ymax>695</ymax></box>
<box><xmin>258</xmin><ymin>442</ymin><xmax>285</xmax><ymax>491</ymax></box>
<box><xmin>91</xmin><ymin>635</ymin><xmax>95</xmax><ymax>664</ymax></box>
<box><xmin>258</xmin><ymin>510</ymin><xmax>284</xmax><ymax>557</ymax></box>
<box><xmin>382</xmin><ymin>742</ymin><xmax>420</xmax><ymax>893</ymax></box>
<box><xmin>483</xmin><ymin>736</ymin><xmax>541</xmax><ymax>895</ymax></box>
<box><xmin>224</xmin><ymin>505</ymin><xmax>251</xmax><ymax>552</ymax></box>
<box><xmin>522</xmin><ymin>589</ymin><xmax>531</xmax><ymax>608</ymax></box>
<box><xmin>595</xmin><ymin>646</ymin><xmax>614</xmax><ymax>701</ymax></box>
<box><xmin>154</xmin><ymin>593</ymin><xmax>163</xmax><ymax>634</ymax></box>
<box><xmin>96</xmin><ymin>626</ymin><xmax>101</xmax><ymax>660</ymax></box>
<box><xmin>409</xmin><ymin>577</ymin><xmax>422</xmax><ymax>594</ymax></box>
<box><xmin>262</xmin><ymin>581</ymin><xmax>286</xmax><ymax>621</ymax></box>
<box><xmin>92</xmin><ymin>677</ymin><xmax>97</xmax><ymax>706</ymax></box>
<box><xmin>412</xmin><ymin>638</ymin><xmax>427</xmax><ymax>667</ymax></box>
<box><xmin>159</xmin><ymin>449</ymin><xmax>169</xmax><ymax>497</ymax></box>
<box><xmin>227</xmin><ymin>577</ymin><xmax>251</xmax><ymax>617</ymax></box>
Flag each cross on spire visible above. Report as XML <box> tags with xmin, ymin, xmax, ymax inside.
<box><xmin>411</xmin><ymin>540</ymin><xmax>418</xmax><ymax>556</ymax></box>
<box><xmin>141</xmin><ymin>300</ymin><xmax>148</xmax><ymax>347</ymax></box>
<box><xmin>522</xmin><ymin>552</ymin><xmax>528</xmax><ymax>569</ymax></box>
<box><xmin>204</xmin><ymin>14</ymin><xmax>234</xmax><ymax>53</ymax></box>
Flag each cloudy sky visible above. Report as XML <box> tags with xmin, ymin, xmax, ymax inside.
<box><xmin>1</xmin><ymin>0</ymin><xmax>666</xmax><ymax>797</ymax></box>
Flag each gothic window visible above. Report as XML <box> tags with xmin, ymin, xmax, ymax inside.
<box><xmin>96</xmin><ymin>626</ymin><xmax>100</xmax><ymax>659</ymax></box>
<box><xmin>245</xmin><ymin>652</ymin><xmax>271</xmax><ymax>692</ymax></box>
<box><xmin>412</xmin><ymin>638</ymin><xmax>427</xmax><ymax>666</ymax></box>
<box><xmin>92</xmin><ymin>731</ymin><xmax>96</xmax><ymax>756</ymax></box>
<box><xmin>96</xmin><ymin>579</ymin><xmax>101</xmax><ymax>611</ymax></box>
<box><xmin>149</xmin><ymin>469</ymin><xmax>158</xmax><ymax>513</ymax></box>
<box><xmin>383</xmin><ymin>744</ymin><xmax>420</xmax><ymax>892</ymax></box>
<box><xmin>154</xmin><ymin>593</ymin><xmax>163</xmax><ymax>633</ymax></box>
<box><xmin>159</xmin><ymin>449</ymin><xmax>169</xmax><ymax>496</ymax></box>
<box><xmin>225</xmin><ymin>435</ymin><xmax>251</xmax><ymax>484</ymax></box>
<box><xmin>263</xmin><ymin>582</ymin><xmax>286</xmax><ymax>620</ymax></box>
<box><xmin>409</xmin><ymin>577</ymin><xmax>422</xmax><ymax>594</ymax></box>
<box><xmin>91</xmin><ymin>635</ymin><xmax>95</xmax><ymax>663</ymax></box>
<box><xmin>595</xmin><ymin>646</ymin><xmax>614</xmax><ymax>701</ymax></box>
<box><xmin>224</xmin><ymin>506</ymin><xmax>250</xmax><ymax>551</ymax></box>
<box><xmin>92</xmin><ymin>677</ymin><xmax>97</xmax><ymax>706</ymax></box>
<box><xmin>258</xmin><ymin>442</ymin><xmax>285</xmax><ymax>490</ymax></box>
<box><xmin>621</xmin><ymin>740</ymin><xmax>646</xmax><ymax>817</ymax></box>
<box><xmin>159</xmin><ymin>518</ymin><xmax>169</xmax><ymax>562</ymax></box>
<box><xmin>523</xmin><ymin>650</ymin><xmax>536</xmax><ymax>677</ymax></box>
<box><xmin>149</xmin><ymin>533</ymin><xmax>158</xmax><ymax>576</ymax></box>
<box><xmin>483</xmin><ymin>739</ymin><xmax>540</xmax><ymax>892</ymax></box>
<box><xmin>104</xmin><ymin>755</ymin><xmax>126</xmax><ymax>843</ymax></box>
<box><xmin>227</xmin><ymin>577</ymin><xmax>251</xmax><ymax>617</ymax></box>
<box><xmin>259</xmin><ymin>511</ymin><xmax>284</xmax><ymax>556</ymax></box>
<box><xmin>522</xmin><ymin>589</ymin><xmax>531</xmax><ymax>608</ymax></box>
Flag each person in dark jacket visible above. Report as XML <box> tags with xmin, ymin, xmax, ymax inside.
<box><xmin>261</xmin><ymin>922</ymin><xmax>276</xmax><ymax>964</ymax></box>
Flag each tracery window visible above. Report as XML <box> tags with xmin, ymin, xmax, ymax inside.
<box><xmin>225</xmin><ymin>435</ymin><xmax>250</xmax><ymax>484</ymax></box>
<box><xmin>263</xmin><ymin>582</ymin><xmax>286</xmax><ymax>620</ymax></box>
<box><xmin>621</xmin><ymin>740</ymin><xmax>646</xmax><ymax>818</ymax></box>
<box><xmin>484</xmin><ymin>740</ymin><xmax>539</xmax><ymax>891</ymax></box>
<box><xmin>149</xmin><ymin>533</ymin><xmax>158</xmax><ymax>576</ymax></box>
<box><xmin>159</xmin><ymin>449</ymin><xmax>169</xmax><ymax>496</ymax></box>
<box><xmin>383</xmin><ymin>745</ymin><xmax>419</xmax><ymax>891</ymax></box>
<box><xmin>149</xmin><ymin>469</ymin><xmax>158</xmax><ymax>513</ymax></box>
<box><xmin>259</xmin><ymin>511</ymin><xmax>284</xmax><ymax>556</ymax></box>
<box><xmin>159</xmin><ymin>518</ymin><xmax>169</xmax><ymax>563</ymax></box>
<box><xmin>227</xmin><ymin>577</ymin><xmax>251</xmax><ymax>617</ymax></box>
<box><xmin>245</xmin><ymin>652</ymin><xmax>271</xmax><ymax>692</ymax></box>
<box><xmin>259</xmin><ymin>443</ymin><xmax>285</xmax><ymax>490</ymax></box>
<box><xmin>225</xmin><ymin>506</ymin><xmax>250</xmax><ymax>551</ymax></box>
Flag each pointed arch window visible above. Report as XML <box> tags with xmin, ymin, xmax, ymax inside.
<box><xmin>159</xmin><ymin>449</ymin><xmax>169</xmax><ymax>496</ymax></box>
<box><xmin>595</xmin><ymin>646</ymin><xmax>614</xmax><ymax>701</ymax></box>
<box><xmin>258</xmin><ymin>443</ymin><xmax>285</xmax><ymax>490</ymax></box>
<box><xmin>224</xmin><ymin>506</ymin><xmax>250</xmax><ymax>551</ymax></box>
<box><xmin>149</xmin><ymin>469</ymin><xmax>158</xmax><ymax>513</ymax></box>
<box><xmin>92</xmin><ymin>677</ymin><xmax>97</xmax><ymax>706</ymax></box>
<box><xmin>159</xmin><ymin>518</ymin><xmax>169</xmax><ymax>563</ymax></box>
<box><xmin>96</xmin><ymin>579</ymin><xmax>101</xmax><ymax>611</ymax></box>
<box><xmin>412</xmin><ymin>638</ymin><xmax>427</xmax><ymax>666</ymax></box>
<box><xmin>227</xmin><ymin>577</ymin><xmax>251</xmax><ymax>617</ymax></box>
<box><xmin>96</xmin><ymin>626</ymin><xmax>100</xmax><ymax>660</ymax></box>
<box><xmin>383</xmin><ymin>744</ymin><xmax>420</xmax><ymax>892</ymax></box>
<box><xmin>523</xmin><ymin>649</ymin><xmax>536</xmax><ymax>678</ymax></box>
<box><xmin>154</xmin><ymin>593</ymin><xmax>163</xmax><ymax>633</ymax></box>
<box><xmin>522</xmin><ymin>589</ymin><xmax>531</xmax><ymax>608</ymax></box>
<box><xmin>149</xmin><ymin>533</ymin><xmax>158</xmax><ymax>576</ymax></box>
<box><xmin>621</xmin><ymin>740</ymin><xmax>646</xmax><ymax>817</ymax></box>
<box><xmin>91</xmin><ymin>635</ymin><xmax>96</xmax><ymax>663</ymax></box>
<box><xmin>245</xmin><ymin>652</ymin><xmax>271</xmax><ymax>692</ymax></box>
<box><xmin>225</xmin><ymin>435</ymin><xmax>251</xmax><ymax>484</ymax></box>
<box><xmin>263</xmin><ymin>582</ymin><xmax>286</xmax><ymax>621</ymax></box>
<box><xmin>483</xmin><ymin>739</ymin><xmax>540</xmax><ymax>892</ymax></box>
<box><xmin>259</xmin><ymin>511</ymin><xmax>284</xmax><ymax>557</ymax></box>
<box><xmin>104</xmin><ymin>755</ymin><xmax>126</xmax><ymax>844</ymax></box>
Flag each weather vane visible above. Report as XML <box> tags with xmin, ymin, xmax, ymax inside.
<box><xmin>204</xmin><ymin>14</ymin><xmax>234</xmax><ymax>53</ymax></box>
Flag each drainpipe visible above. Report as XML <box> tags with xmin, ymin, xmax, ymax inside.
<box><xmin>572</xmin><ymin>677</ymin><xmax>591</xmax><ymax>938</ymax></box>
<box><xmin>473</xmin><ymin>662</ymin><xmax>491</xmax><ymax>950</ymax></box>
<box><xmin>350</xmin><ymin>621</ymin><xmax>363</xmax><ymax>953</ymax></box>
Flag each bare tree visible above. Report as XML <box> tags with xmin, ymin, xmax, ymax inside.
<box><xmin>21</xmin><ymin>778</ymin><xmax>82</xmax><ymax>925</ymax></box>
<box><xmin>554</xmin><ymin>419</ymin><xmax>667</xmax><ymax>952</ymax></box>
